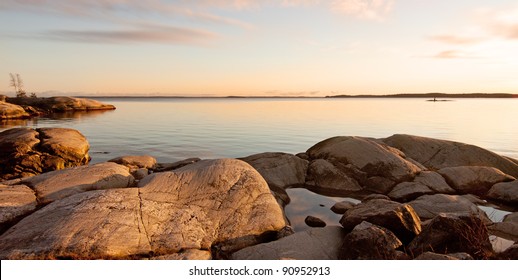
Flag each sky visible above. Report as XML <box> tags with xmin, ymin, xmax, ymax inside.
<box><xmin>1</xmin><ymin>0</ymin><xmax>518</xmax><ymax>96</ymax></box>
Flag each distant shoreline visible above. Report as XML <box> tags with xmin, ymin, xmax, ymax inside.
<box><xmin>73</xmin><ymin>93</ymin><xmax>518</xmax><ymax>99</ymax></box>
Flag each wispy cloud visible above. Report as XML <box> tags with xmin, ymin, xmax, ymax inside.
<box><xmin>430</xmin><ymin>50</ymin><xmax>479</xmax><ymax>59</ymax></box>
<box><xmin>43</xmin><ymin>24</ymin><xmax>218</xmax><ymax>45</ymax></box>
<box><xmin>330</xmin><ymin>0</ymin><xmax>395</xmax><ymax>20</ymax></box>
<box><xmin>429</xmin><ymin>35</ymin><xmax>483</xmax><ymax>45</ymax></box>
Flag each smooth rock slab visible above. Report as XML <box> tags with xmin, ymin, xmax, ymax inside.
<box><xmin>0</xmin><ymin>159</ymin><xmax>286</xmax><ymax>259</ymax></box>
<box><xmin>408</xmin><ymin>194</ymin><xmax>491</xmax><ymax>224</ymax></box>
<box><xmin>21</xmin><ymin>162</ymin><xmax>135</xmax><ymax>204</ymax></box>
<box><xmin>383</xmin><ymin>134</ymin><xmax>518</xmax><ymax>178</ymax></box>
<box><xmin>340</xmin><ymin>199</ymin><xmax>421</xmax><ymax>244</ymax></box>
<box><xmin>308</xmin><ymin>136</ymin><xmax>421</xmax><ymax>183</ymax></box>
<box><xmin>438</xmin><ymin>166</ymin><xmax>514</xmax><ymax>195</ymax></box>
<box><xmin>240</xmin><ymin>152</ymin><xmax>308</xmax><ymax>189</ymax></box>
<box><xmin>0</xmin><ymin>188</ymin><xmax>151</xmax><ymax>259</ymax></box>
<box><xmin>38</xmin><ymin>128</ymin><xmax>91</xmax><ymax>164</ymax></box>
<box><xmin>231</xmin><ymin>226</ymin><xmax>346</xmax><ymax>260</ymax></box>
<box><xmin>137</xmin><ymin>159</ymin><xmax>286</xmax><ymax>255</ymax></box>
<box><xmin>0</xmin><ymin>184</ymin><xmax>37</xmax><ymax>232</ymax></box>
<box><xmin>388</xmin><ymin>171</ymin><xmax>455</xmax><ymax>202</ymax></box>
<box><xmin>487</xmin><ymin>181</ymin><xmax>518</xmax><ymax>205</ymax></box>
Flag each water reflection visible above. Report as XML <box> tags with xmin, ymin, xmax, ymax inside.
<box><xmin>285</xmin><ymin>187</ymin><xmax>360</xmax><ymax>232</ymax></box>
<box><xmin>0</xmin><ymin>110</ymin><xmax>115</xmax><ymax>131</ymax></box>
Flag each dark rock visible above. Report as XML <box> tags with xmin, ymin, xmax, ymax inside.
<box><xmin>363</xmin><ymin>194</ymin><xmax>391</xmax><ymax>201</ymax></box>
<box><xmin>414</xmin><ymin>252</ymin><xmax>473</xmax><ymax>260</ymax></box>
<box><xmin>408</xmin><ymin>214</ymin><xmax>493</xmax><ymax>259</ymax></box>
<box><xmin>495</xmin><ymin>243</ymin><xmax>518</xmax><ymax>260</ymax></box>
<box><xmin>388</xmin><ymin>171</ymin><xmax>455</xmax><ymax>202</ymax></box>
<box><xmin>305</xmin><ymin>216</ymin><xmax>326</xmax><ymax>227</ymax></box>
<box><xmin>330</xmin><ymin>201</ymin><xmax>356</xmax><ymax>214</ymax></box>
<box><xmin>487</xmin><ymin>181</ymin><xmax>518</xmax><ymax>206</ymax></box>
<box><xmin>339</xmin><ymin>221</ymin><xmax>402</xmax><ymax>260</ymax></box>
<box><xmin>340</xmin><ymin>199</ymin><xmax>421</xmax><ymax>244</ymax></box>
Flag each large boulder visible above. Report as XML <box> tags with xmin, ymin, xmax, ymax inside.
<box><xmin>339</xmin><ymin>221</ymin><xmax>402</xmax><ymax>260</ymax></box>
<box><xmin>305</xmin><ymin>159</ymin><xmax>362</xmax><ymax>195</ymax></box>
<box><xmin>438</xmin><ymin>166</ymin><xmax>514</xmax><ymax>195</ymax></box>
<box><xmin>0</xmin><ymin>127</ymin><xmax>90</xmax><ymax>180</ymax></box>
<box><xmin>0</xmin><ymin>159</ymin><xmax>286</xmax><ymax>259</ymax></box>
<box><xmin>137</xmin><ymin>159</ymin><xmax>286</xmax><ymax>256</ymax></box>
<box><xmin>408</xmin><ymin>194</ymin><xmax>491</xmax><ymax>224</ymax></box>
<box><xmin>231</xmin><ymin>226</ymin><xmax>346</xmax><ymax>260</ymax></box>
<box><xmin>307</xmin><ymin>136</ymin><xmax>421</xmax><ymax>194</ymax></box>
<box><xmin>240</xmin><ymin>152</ymin><xmax>308</xmax><ymax>189</ymax></box>
<box><xmin>487</xmin><ymin>181</ymin><xmax>518</xmax><ymax>206</ymax></box>
<box><xmin>339</xmin><ymin>199</ymin><xmax>421</xmax><ymax>244</ymax></box>
<box><xmin>0</xmin><ymin>184</ymin><xmax>37</xmax><ymax>233</ymax></box>
<box><xmin>20</xmin><ymin>162</ymin><xmax>135</xmax><ymax>205</ymax></box>
<box><xmin>388</xmin><ymin>171</ymin><xmax>455</xmax><ymax>202</ymax></box>
<box><xmin>383</xmin><ymin>134</ymin><xmax>518</xmax><ymax>178</ymax></box>
<box><xmin>408</xmin><ymin>214</ymin><xmax>493</xmax><ymax>259</ymax></box>
<box><xmin>0</xmin><ymin>101</ymin><xmax>30</xmax><ymax>119</ymax></box>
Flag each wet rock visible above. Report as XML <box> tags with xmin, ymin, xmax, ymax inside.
<box><xmin>307</xmin><ymin>136</ymin><xmax>421</xmax><ymax>194</ymax></box>
<box><xmin>330</xmin><ymin>201</ymin><xmax>356</xmax><ymax>214</ymax></box>
<box><xmin>0</xmin><ymin>127</ymin><xmax>90</xmax><ymax>180</ymax></box>
<box><xmin>408</xmin><ymin>194</ymin><xmax>491</xmax><ymax>224</ymax></box>
<box><xmin>339</xmin><ymin>221</ymin><xmax>402</xmax><ymax>260</ymax></box>
<box><xmin>487</xmin><ymin>181</ymin><xmax>518</xmax><ymax>206</ymax></box>
<box><xmin>306</xmin><ymin>159</ymin><xmax>362</xmax><ymax>194</ymax></box>
<box><xmin>240</xmin><ymin>152</ymin><xmax>308</xmax><ymax>189</ymax></box>
<box><xmin>0</xmin><ymin>101</ymin><xmax>30</xmax><ymax>119</ymax></box>
<box><xmin>0</xmin><ymin>184</ymin><xmax>37</xmax><ymax>233</ymax></box>
<box><xmin>383</xmin><ymin>134</ymin><xmax>518</xmax><ymax>178</ymax></box>
<box><xmin>340</xmin><ymin>199</ymin><xmax>421</xmax><ymax>244</ymax></box>
<box><xmin>231</xmin><ymin>226</ymin><xmax>346</xmax><ymax>260</ymax></box>
<box><xmin>0</xmin><ymin>159</ymin><xmax>286</xmax><ymax>259</ymax></box>
<box><xmin>438</xmin><ymin>166</ymin><xmax>514</xmax><ymax>195</ymax></box>
<box><xmin>21</xmin><ymin>162</ymin><xmax>135</xmax><ymax>204</ymax></box>
<box><xmin>109</xmin><ymin>155</ymin><xmax>157</xmax><ymax>169</ymax></box>
<box><xmin>305</xmin><ymin>216</ymin><xmax>326</xmax><ymax>227</ymax></box>
<box><xmin>408</xmin><ymin>214</ymin><xmax>493</xmax><ymax>259</ymax></box>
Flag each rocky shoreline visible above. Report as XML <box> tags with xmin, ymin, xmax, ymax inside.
<box><xmin>0</xmin><ymin>95</ymin><xmax>115</xmax><ymax>120</ymax></box>
<box><xmin>0</xmin><ymin>129</ymin><xmax>517</xmax><ymax>260</ymax></box>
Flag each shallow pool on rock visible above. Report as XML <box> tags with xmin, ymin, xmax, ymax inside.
<box><xmin>284</xmin><ymin>188</ymin><xmax>360</xmax><ymax>232</ymax></box>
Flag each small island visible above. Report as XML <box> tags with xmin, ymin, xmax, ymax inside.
<box><xmin>0</xmin><ymin>95</ymin><xmax>116</xmax><ymax>120</ymax></box>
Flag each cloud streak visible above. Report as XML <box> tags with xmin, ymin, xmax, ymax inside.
<box><xmin>44</xmin><ymin>24</ymin><xmax>218</xmax><ymax>45</ymax></box>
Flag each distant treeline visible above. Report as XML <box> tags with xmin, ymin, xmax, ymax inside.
<box><xmin>327</xmin><ymin>93</ymin><xmax>518</xmax><ymax>98</ymax></box>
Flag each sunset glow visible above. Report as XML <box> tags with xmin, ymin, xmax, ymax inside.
<box><xmin>1</xmin><ymin>0</ymin><xmax>518</xmax><ymax>96</ymax></box>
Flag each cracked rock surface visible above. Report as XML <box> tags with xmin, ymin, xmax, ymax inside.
<box><xmin>0</xmin><ymin>159</ymin><xmax>286</xmax><ymax>259</ymax></box>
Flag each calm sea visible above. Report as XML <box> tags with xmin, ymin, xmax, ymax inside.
<box><xmin>1</xmin><ymin>97</ymin><xmax>516</xmax><ymax>239</ymax></box>
<box><xmin>2</xmin><ymin>97</ymin><xmax>517</xmax><ymax>163</ymax></box>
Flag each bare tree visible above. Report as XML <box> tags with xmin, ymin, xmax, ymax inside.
<box><xmin>9</xmin><ymin>73</ymin><xmax>18</xmax><ymax>93</ymax></box>
<box><xmin>9</xmin><ymin>73</ymin><xmax>27</xmax><ymax>97</ymax></box>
